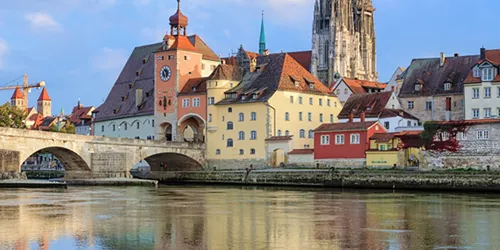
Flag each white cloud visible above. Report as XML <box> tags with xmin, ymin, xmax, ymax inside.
<box><xmin>24</xmin><ymin>12</ymin><xmax>62</xmax><ymax>31</ymax></box>
<box><xmin>92</xmin><ymin>47</ymin><xmax>128</xmax><ymax>73</ymax></box>
<box><xmin>0</xmin><ymin>39</ymin><xmax>7</xmax><ymax>69</ymax></box>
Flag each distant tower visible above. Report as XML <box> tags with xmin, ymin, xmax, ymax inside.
<box><xmin>311</xmin><ymin>0</ymin><xmax>378</xmax><ymax>85</ymax></box>
<box><xmin>37</xmin><ymin>87</ymin><xmax>52</xmax><ymax>117</ymax></box>
<box><xmin>259</xmin><ymin>11</ymin><xmax>266</xmax><ymax>55</ymax></box>
<box><xmin>10</xmin><ymin>87</ymin><xmax>26</xmax><ymax>111</ymax></box>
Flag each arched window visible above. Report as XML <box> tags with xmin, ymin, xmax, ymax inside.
<box><xmin>239</xmin><ymin>113</ymin><xmax>244</xmax><ymax>121</ymax></box>
<box><xmin>285</xmin><ymin>112</ymin><xmax>290</xmax><ymax>121</ymax></box>
<box><xmin>251</xmin><ymin>112</ymin><xmax>257</xmax><ymax>121</ymax></box>
<box><xmin>227</xmin><ymin>121</ymin><xmax>234</xmax><ymax>130</ymax></box>
<box><xmin>228</xmin><ymin>107</ymin><xmax>233</xmax><ymax>113</ymax></box>
<box><xmin>239</xmin><ymin>149</ymin><xmax>244</xmax><ymax>155</ymax></box>
<box><xmin>324</xmin><ymin>41</ymin><xmax>329</xmax><ymax>65</ymax></box>
<box><xmin>277</xmin><ymin>130</ymin><xmax>282</xmax><ymax>136</ymax></box>
<box><xmin>216</xmin><ymin>149</ymin><xmax>221</xmax><ymax>155</ymax></box>
<box><xmin>250</xmin><ymin>131</ymin><xmax>257</xmax><ymax>140</ymax></box>
<box><xmin>299</xmin><ymin>129</ymin><xmax>305</xmax><ymax>138</ymax></box>
<box><xmin>250</xmin><ymin>148</ymin><xmax>256</xmax><ymax>155</ymax></box>
<box><xmin>238</xmin><ymin>131</ymin><xmax>245</xmax><ymax>140</ymax></box>
<box><xmin>285</xmin><ymin>130</ymin><xmax>290</xmax><ymax>136</ymax></box>
<box><xmin>308</xmin><ymin>130</ymin><xmax>314</xmax><ymax>138</ymax></box>
<box><xmin>227</xmin><ymin>139</ymin><xmax>234</xmax><ymax>147</ymax></box>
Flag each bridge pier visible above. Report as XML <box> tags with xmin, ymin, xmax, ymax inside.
<box><xmin>0</xmin><ymin>150</ymin><xmax>22</xmax><ymax>179</ymax></box>
<box><xmin>64</xmin><ymin>152</ymin><xmax>132</xmax><ymax>179</ymax></box>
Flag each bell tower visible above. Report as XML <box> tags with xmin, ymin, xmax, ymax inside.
<box><xmin>37</xmin><ymin>87</ymin><xmax>52</xmax><ymax>117</ymax></box>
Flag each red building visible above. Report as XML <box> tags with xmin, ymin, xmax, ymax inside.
<box><xmin>313</xmin><ymin>117</ymin><xmax>386</xmax><ymax>168</ymax></box>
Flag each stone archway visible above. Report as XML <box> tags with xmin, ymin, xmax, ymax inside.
<box><xmin>178</xmin><ymin>114</ymin><xmax>205</xmax><ymax>142</ymax></box>
<box><xmin>21</xmin><ymin>146</ymin><xmax>91</xmax><ymax>172</ymax></box>
<box><xmin>144</xmin><ymin>152</ymin><xmax>203</xmax><ymax>171</ymax></box>
<box><xmin>160</xmin><ymin>122</ymin><xmax>173</xmax><ymax>141</ymax></box>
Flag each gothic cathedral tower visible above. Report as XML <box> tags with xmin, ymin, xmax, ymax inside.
<box><xmin>311</xmin><ymin>0</ymin><xmax>378</xmax><ymax>85</ymax></box>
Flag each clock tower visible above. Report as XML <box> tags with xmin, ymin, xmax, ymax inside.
<box><xmin>154</xmin><ymin>0</ymin><xmax>203</xmax><ymax>141</ymax></box>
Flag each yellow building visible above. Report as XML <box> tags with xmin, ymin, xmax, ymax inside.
<box><xmin>366</xmin><ymin>131</ymin><xmax>422</xmax><ymax>168</ymax></box>
<box><xmin>206</xmin><ymin>53</ymin><xmax>342</xmax><ymax>169</ymax></box>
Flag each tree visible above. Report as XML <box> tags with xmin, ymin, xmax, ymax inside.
<box><xmin>0</xmin><ymin>103</ymin><xmax>26</xmax><ymax>128</ymax></box>
<box><xmin>64</xmin><ymin>123</ymin><xmax>76</xmax><ymax>134</ymax></box>
<box><xmin>49</xmin><ymin>124</ymin><xmax>59</xmax><ymax>132</ymax></box>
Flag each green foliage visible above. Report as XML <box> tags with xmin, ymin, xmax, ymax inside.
<box><xmin>50</xmin><ymin>121</ymin><xmax>76</xmax><ymax>134</ymax></box>
<box><xmin>49</xmin><ymin>124</ymin><xmax>59</xmax><ymax>132</ymax></box>
<box><xmin>0</xmin><ymin>102</ymin><xmax>27</xmax><ymax>128</ymax></box>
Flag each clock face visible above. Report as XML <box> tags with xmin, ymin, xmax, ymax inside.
<box><xmin>160</xmin><ymin>65</ymin><xmax>171</xmax><ymax>81</ymax></box>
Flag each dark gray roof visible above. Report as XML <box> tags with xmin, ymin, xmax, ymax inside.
<box><xmin>94</xmin><ymin>43</ymin><xmax>161</xmax><ymax>122</ymax></box>
<box><xmin>398</xmin><ymin>55</ymin><xmax>479</xmax><ymax>97</ymax></box>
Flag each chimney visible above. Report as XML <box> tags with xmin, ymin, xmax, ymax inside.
<box><xmin>454</xmin><ymin>53</ymin><xmax>459</xmax><ymax>57</ymax></box>
<box><xmin>440</xmin><ymin>52</ymin><xmax>445</xmax><ymax>67</ymax></box>
<box><xmin>136</xmin><ymin>88</ymin><xmax>143</xmax><ymax>107</ymax></box>
<box><xmin>77</xmin><ymin>98</ymin><xmax>82</xmax><ymax>109</ymax></box>
<box><xmin>360</xmin><ymin>111</ymin><xmax>366</xmax><ymax>122</ymax></box>
<box><xmin>250</xmin><ymin>58</ymin><xmax>257</xmax><ymax>73</ymax></box>
<box><xmin>264</xmin><ymin>49</ymin><xmax>270</xmax><ymax>56</ymax></box>
<box><xmin>480</xmin><ymin>47</ymin><xmax>486</xmax><ymax>60</ymax></box>
<box><xmin>348</xmin><ymin>112</ymin><xmax>354</xmax><ymax>123</ymax></box>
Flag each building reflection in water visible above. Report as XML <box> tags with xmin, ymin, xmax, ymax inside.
<box><xmin>1</xmin><ymin>187</ymin><xmax>500</xmax><ymax>249</ymax></box>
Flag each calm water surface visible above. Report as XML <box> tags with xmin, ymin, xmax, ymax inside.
<box><xmin>0</xmin><ymin>185</ymin><xmax>499</xmax><ymax>250</ymax></box>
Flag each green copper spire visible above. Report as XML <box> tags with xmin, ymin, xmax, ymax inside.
<box><xmin>259</xmin><ymin>11</ymin><xmax>266</xmax><ymax>55</ymax></box>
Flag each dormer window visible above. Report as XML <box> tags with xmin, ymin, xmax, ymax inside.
<box><xmin>473</xmin><ymin>67</ymin><xmax>480</xmax><ymax>77</ymax></box>
<box><xmin>482</xmin><ymin>67</ymin><xmax>494</xmax><ymax>81</ymax></box>
<box><xmin>415</xmin><ymin>82</ymin><xmax>422</xmax><ymax>91</ymax></box>
<box><xmin>253</xmin><ymin>93</ymin><xmax>258</xmax><ymax>99</ymax></box>
<box><xmin>444</xmin><ymin>82</ymin><xmax>452</xmax><ymax>91</ymax></box>
<box><xmin>192</xmin><ymin>87</ymin><xmax>196</xmax><ymax>91</ymax></box>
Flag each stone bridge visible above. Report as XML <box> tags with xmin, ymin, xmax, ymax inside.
<box><xmin>0</xmin><ymin>127</ymin><xmax>205</xmax><ymax>179</ymax></box>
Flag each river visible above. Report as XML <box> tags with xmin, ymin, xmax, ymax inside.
<box><xmin>0</xmin><ymin>186</ymin><xmax>499</xmax><ymax>250</ymax></box>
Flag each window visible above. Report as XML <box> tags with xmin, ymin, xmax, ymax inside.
<box><xmin>239</xmin><ymin>149</ymin><xmax>244</xmax><ymax>155</ymax></box>
<box><xmin>137</xmin><ymin>122</ymin><xmax>140</xmax><ymax>129</ymax></box>
<box><xmin>227</xmin><ymin>122</ymin><xmax>234</xmax><ymax>130</ymax></box>
<box><xmin>216</xmin><ymin>149</ymin><xmax>221</xmax><ymax>155</ymax></box>
<box><xmin>327</xmin><ymin>99</ymin><xmax>331</xmax><ymax>107</ymax></box>
<box><xmin>309</xmin><ymin>97</ymin><xmax>313</xmax><ymax>105</ymax></box>
<box><xmin>299</xmin><ymin>129</ymin><xmax>305</xmax><ymax>138</ymax></box>
<box><xmin>152</xmin><ymin>120</ymin><xmax>155</xmax><ymax>127</ymax></box>
<box><xmin>228</xmin><ymin>107</ymin><xmax>233</xmax><ymax>113</ymax></box>
<box><xmin>202</xmin><ymin>64</ymin><xmax>205</xmax><ymax>70</ymax></box>
<box><xmin>113</xmin><ymin>124</ymin><xmax>116</xmax><ymax>131</ymax></box>
<box><xmin>227</xmin><ymin>139</ymin><xmax>234</xmax><ymax>147</ymax></box>
<box><xmin>308</xmin><ymin>130</ymin><xmax>314</xmax><ymax>139</ymax></box>
<box><xmin>482</xmin><ymin>68</ymin><xmax>494</xmax><ymax>81</ymax></box>
<box><xmin>239</xmin><ymin>113</ymin><xmax>244</xmax><ymax>122</ymax></box>
<box><xmin>208</xmin><ymin>114</ymin><xmax>212</xmax><ymax>122</ymax></box>
<box><xmin>250</xmin><ymin>131</ymin><xmax>257</xmax><ymax>140</ymax></box>
<box><xmin>238</xmin><ymin>131</ymin><xmax>245</xmax><ymax>140</ymax></box>
<box><xmin>277</xmin><ymin>130</ymin><xmax>282</xmax><ymax>136</ymax></box>
<box><xmin>498</xmin><ymin>107</ymin><xmax>500</xmax><ymax>117</ymax></box>
<box><xmin>485</xmin><ymin>87</ymin><xmax>491</xmax><ymax>98</ymax></box>
<box><xmin>444</xmin><ymin>82</ymin><xmax>451</xmax><ymax>91</ymax></box>
<box><xmin>484</xmin><ymin>108</ymin><xmax>492</xmax><ymax>118</ymax></box>
<box><xmin>208</xmin><ymin>97</ymin><xmax>215</xmax><ymax>105</ymax></box>
<box><xmin>425</xmin><ymin>101</ymin><xmax>433</xmax><ymax>110</ymax></box>
<box><xmin>457</xmin><ymin>132</ymin><xmax>467</xmax><ymax>141</ymax></box>
<box><xmin>407</xmin><ymin>101</ymin><xmax>414</xmax><ymax>110</ymax></box>
<box><xmin>336</xmin><ymin>89</ymin><xmax>340</xmax><ymax>95</ymax></box>
<box><xmin>335</xmin><ymin>134</ymin><xmax>345</xmax><ymax>144</ymax></box>
<box><xmin>285</xmin><ymin>112</ymin><xmax>290</xmax><ymax>121</ymax></box>
<box><xmin>319</xmin><ymin>113</ymin><xmax>323</xmax><ymax>122</ymax></box>
<box><xmin>124</xmin><ymin>123</ymin><xmax>128</xmax><ymax>130</ymax></box>
<box><xmin>101</xmin><ymin>125</ymin><xmax>104</xmax><ymax>132</ymax></box>
<box><xmin>250</xmin><ymin>149</ymin><xmax>256</xmax><ymax>155</ymax></box>
<box><xmin>330</xmin><ymin>114</ymin><xmax>334</xmax><ymax>123</ymax></box>
<box><xmin>290</xmin><ymin>96</ymin><xmax>294</xmax><ymax>104</ymax></box>
<box><xmin>308</xmin><ymin>112</ymin><xmax>312</xmax><ymax>122</ymax></box>
<box><xmin>182</xmin><ymin>98</ymin><xmax>190</xmax><ymax>107</ymax></box>
<box><xmin>473</xmin><ymin>88</ymin><xmax>480</xmax><ymax>99</ymax></box>
<box><xmin>344</xmin><ymin>89</ymin><xmax>348</xmax><ymax>95</ymax></box>
<box><xmin>472</xmin><ymin>109</ymin><xmax>479</xmax><ymax>119</ymax></box>
<box><xmin>298</xmin><ymin>96</ymin><xmax>303</xmax><ymax>104</ymax></box>
<box><xmin>384</xmin><ymin>122</ymin><xmax>390</xmax><ymax>130</ymax></box>
<box><xmin>251</xmin><ymin>112</ymin><xmax>257</xmax><ymax>121</ymax></box>
<box><xmin>299</xmin><ymin>112</ymin><xmax>303</xmax><ymax>121</ymax></box>
<box><xmin>415</xmin><ymin>83</ymin><xmax>422</xmax><ymax>91</ymax></box>
<box><xmin>350</xmin><ymin>134</ymin><xmax>360</xmax><ymax>144</ymax></box>
<box><xmin>407</xmin><ymin>121</ymin><xmax>412</xmax><ymax>127</ymax></box>
<box><xmin>191</xmin><ymin>98</ymin><xmax>200</xmax><ymax>107</ymax></box>
<box><xmin>380</xmin><ymin>145</ymin><xmax>386</xmax><ymax>151</ymax></box>
<box><xmin>334</xmin><ymin>102</ymin><xmax>337</xmax><ymax>107</ymax></box>
<box><xmin>473</xmin><ymin>67</ymin><xmax>480</xmax><ymax>77</ymax></box>
<box><xmin>319</xmin><ymin>99</ymin><xmax>323</xmax><ymax>106</ymax></box>
<box><xmin>477</xmin><ymin>130</ymin><xmax>489</xmax><ymax>140</ymax></box>
<box><xmin>320</xmin><ymin>135</ymin><xmax>330</xmax><ymax>145</ymax></box>
<box><xmin>222</xmin><ymin>116</ymin><xmax>225</xmax><ymax>122</ymax></box>
<box><xmin>498</xmin><ymin>87</ymin><xmax>500</xmax><ymax>97</ymax></box>
<box><xmin>168</xmin><ymin>55</ymin><xmax>174</xmax><ymax>60</ymax></box>
<box><xmin>285</xmin><ymin>130</ymin><xmax>290</xmax><ymax>136</ymax></box>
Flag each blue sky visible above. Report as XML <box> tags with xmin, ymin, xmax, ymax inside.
<box><xmin>0</xmin><ymin>0</ymin><xmax>498</xmax><ymax>113</ymax></box>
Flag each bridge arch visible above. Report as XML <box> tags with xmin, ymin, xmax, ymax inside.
<box><xmin>143</xmin><ymin>152</ymin><xmax>203</xmax><ymax>171</ymax></box>
<box><xmin>21</xmin><ymin>146</ymin><xmax>91</xmax><ymax>172</ymax></box>
<box><xmin>178</xmin><ymin>113</ymin><xmax>205</xmax><ymax>142</ymax></box>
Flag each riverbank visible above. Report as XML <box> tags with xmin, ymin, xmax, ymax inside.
<box><xmin>150</xmin><ymin>169</ymin><xmax>500</xmax><ymax>192</ymax></box>
<box><xmin>65</xmin><ymin>178</ymin><xmax>158</xmax><ymax>187</ymax></box>
<box><xmin>0</xmin><ymin>180</ymin><xmax>67</xmax><ymax>188</ymax></box>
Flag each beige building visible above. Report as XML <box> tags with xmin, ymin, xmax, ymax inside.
<box><xmin>206</xmin><ymin>53</ymin><xmax>342</xmax><ymax>169</ymax></box>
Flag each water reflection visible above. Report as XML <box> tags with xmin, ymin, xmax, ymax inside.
<box><xmin>0</xmin><ymin>186</ymin><xmax>500</xmax><ymax>249</ymax></box>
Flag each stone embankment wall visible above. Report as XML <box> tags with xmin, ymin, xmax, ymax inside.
<box><xmin>150</xmin><ymin>170</ymin><xmax>500</xmax><ymax>191</ymax></box>
<box><xmin>0</xmin><ymin>172</ymin><xmax>28</xmax><ymax>180</ymax></box>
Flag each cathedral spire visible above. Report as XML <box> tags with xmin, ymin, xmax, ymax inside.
<box><xmin>259</xmin><ymin>11</ymin><xmax>266</xmax><ymax>56</ymax></box>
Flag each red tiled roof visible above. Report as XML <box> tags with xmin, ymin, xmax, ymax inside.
<box><xmin>338</xmin><ymin>92</ymin><xmax>393</xmax><ymax>119</ymax></box>
<box><xmin>37</xmin><ymin>87</ymin><xmax>51</xmax><ymax>101</ymax></box>
<box><xmin>209</xmin><ymin>64</ymin><xmax>242</xmax><ymax>81</ymax></box>
<box><xmin>380</xmin><ymin>109</ymin><xmax>419</xmax><ymax>120</ymax></box>
<box><xmin>464</xmin><ymin>49</ymin><xmax>500</xmax><ymax>84</ymax></box>
<box><xmin>265</xmin><ymin>136</ymin><xmax>293</xmax><ymax>141</ymax></box>
<box><xmin>340</xmin><ymin>78</ymin><xmax>387</xmax><ymax>94</ymax></box>
<box><xmin>288</xmin><ymin>51</ymin><xmax>311</xmax><ymax>71</ymax></box>
<box><xmin>187</xmin><ymin>35</ymin><xmax>220</xmax><ymax>61</ymax></box>
<box><xmin>11</xmin><ymin>87</ymin><xmax>23</xmax><ymax>99</ymax></box>
<box><xmin>314</xmin><ymin>121</ymin><xmax>380</xmax><ymax>132</ymax></box>
<box><xmin>246</xmin><ymin>51</ymin><xmax>259</xmax><ymax>60</ymax></box>
<box><xmin>288</xmin><ymin>149</ymin><xmax>314</xmax><ymax>155</ymax></box>
<box><xmin>225</xmin><ymin>56</ymin><xmax>238</xmax><ymax>66</ymax></box>
<box><xmin>370</xmin><ymin>133</ymin><xmax>398</xmax><ymax>142</ymax></box>
<box><xmin>164</xmin><ymin>35</ymin><xmax>198</xmax><ymax>52</ymax></box>
<box><xmin>179</xmin><ymin>77</ymin><xmax>208</xmax><ymax>95</ymax></box>
<box><xmin>69</xmin><ymin>105</ymin><xmax>94</xmax><ymax>125</ymax></box>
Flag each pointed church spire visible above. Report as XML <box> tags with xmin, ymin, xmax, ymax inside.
<box><xmin>259</xmin><ymin>11</ymin><xmax>266</xmax><ymax>56</ymax></box>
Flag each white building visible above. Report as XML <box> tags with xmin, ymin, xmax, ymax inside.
<box><xmin>464</xmin><ymin>48</ymin><xmax>500</xmax><ymax>120</ymax></box>
<box><xmin>385</xmin><ymin>67</ymin><xmax>405</xmax><ymax>95</ymax></box>
<box><xmin>332</xmin><ymin>77</ymin><xmax>387</xmax><ymax>105</ymax></box>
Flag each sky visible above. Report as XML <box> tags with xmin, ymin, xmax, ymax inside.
<box><xmin>0</xmin><ymin>0</ymin><xmax>498</xmax><ymax>113</ymax></box>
